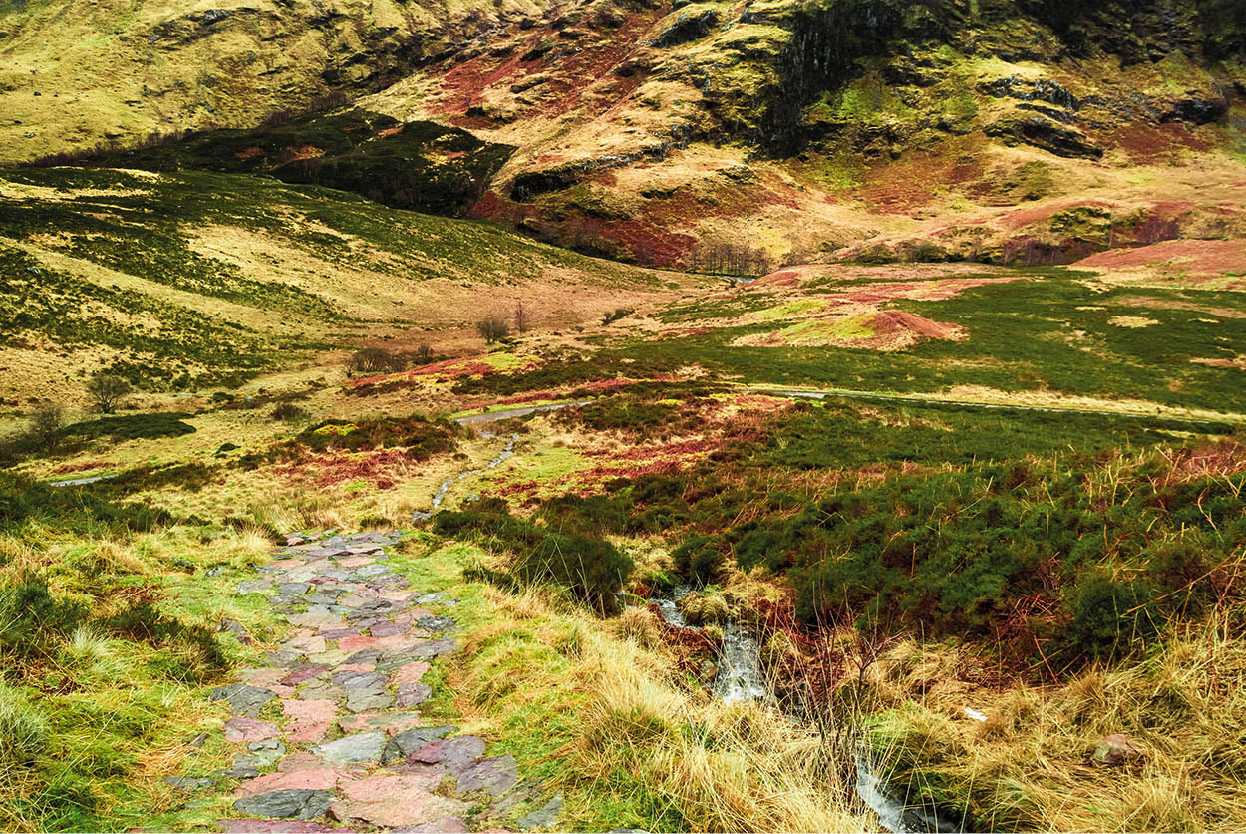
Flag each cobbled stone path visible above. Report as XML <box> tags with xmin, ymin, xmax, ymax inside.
<box><xmin>169</xmin><ymin>530</ymin><xmax>542</xmax><ymax>833</ymax></box>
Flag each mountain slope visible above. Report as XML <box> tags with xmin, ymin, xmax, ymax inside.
<box><xmin>0</xmin><ymin>166</ymin><xmax>688</xmax><ymax>404</ymax></box>
<box><xmin>0</xmin><ymin>0</ymin><xmax>549</xmax><ymax>163</ymax></box>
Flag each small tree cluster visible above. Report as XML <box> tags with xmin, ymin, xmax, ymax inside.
<box><xmin>346</xmin><ymin>343</ymin><xmax>437</xmax><ymax>376</ymax></box>
<box><xmin>687</xmin><ymin>240</ymin><xmax>772</xmax><ymax>277</ymax></box>
<box><xmin>477</xmin><ymin>317</ymin><xmax>510</xmax><ymax>344</ymax></box>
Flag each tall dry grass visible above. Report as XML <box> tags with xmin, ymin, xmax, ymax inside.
<box><xmin>865</xmin><ymin>613</ymin><xmax>1246</xmax><ymax>832</ymax></box>
<box><xmin>455</xmin><ymin>588</ymin><xmax>874</xmax><ymax>832</ymax></box>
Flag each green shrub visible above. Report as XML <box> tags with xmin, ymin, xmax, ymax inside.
<box><xmin>434</xmin><ymin>500</ymin><xmax>633</xmax><ymax>611</ymax></box>
<box><xmin>0</xmin><ymin>579</ymin><xmax>88</xmax><ymax>658</ymax></box>
<box><xmin>1065</xmin><ymin>577</ymin><xmax>1159</xmax><ymax>659</ymax></box>
<box><xmin>62</xmin><ymin>412</ymin><xmax>195</xmax><ymax>441</ymax></box>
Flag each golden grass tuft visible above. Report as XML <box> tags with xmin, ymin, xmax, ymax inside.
<box><xmin>866</xmin><ymin>618</ymin><xmax>1246</xmax><ymax>832</ymax></box>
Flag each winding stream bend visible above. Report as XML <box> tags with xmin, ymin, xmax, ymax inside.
<box><xmin>411</xmin><ymin>433</ymin><xmax>519</xmax><ymax>521</ymax></box>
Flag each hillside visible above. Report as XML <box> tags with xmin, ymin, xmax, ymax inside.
<box><xmin>0</xmin><ymin>165</ymin><xmax>687</xmax><ymax>405</ymax></box>
<box><xmin>5</xmin><ymin>0</ymin><xmax>1244</xmax><ymax>267</ymax></box>
<box><xmin>3</xmin><ymin>2</ymin><xmax>1246</xmax><ymax>833</ymax></box>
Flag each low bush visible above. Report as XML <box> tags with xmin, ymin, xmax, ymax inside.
<box><xmin>434</xmin><ymin>498</ymin><xmax>633</xmax><ymax>611</ymax></box>
<box><xmin>62</xmin><ymin>413</ymin><xmax>195</xmax><ymax>441</ymax></box>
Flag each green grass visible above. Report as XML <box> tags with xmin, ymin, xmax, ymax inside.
<box><xmin>620</xmin><ymin>269</ymin><xmax>1246</xmax><ymax>412</ymax></box>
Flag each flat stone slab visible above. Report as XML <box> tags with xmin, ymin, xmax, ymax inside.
<box><xmin>298</xmin><ymin>680</ymin><xmax>346</xmax><ymax>702</ymax></box>
<box><xmin>517</xmin><ymin>794</ymin><xmax>564</xmax><ymax>829</ymax></box>
<box><xmin>455</xmin><ymin>754</ymin><xmax>518</xmax><ymax>797</ymax></box>
<box><xmin>409</xmin><ymin>736</ymin><xmax>486</xmax><ymax>770</ymax></box>
<box><xmin>345</xmin><ymin>689</ymin><xmax>393</xmax><ymax>713</ymax></box>
<box><xmin>211</xmin><ymin>684</ymin><xmax>277</xmax><ymax>717</ymax></box>
<box><xmin>237</xmin><ymin>768</ymin><xmax>343</xmax><ymax>797</ymax></box>
<box><xmin>337</xmin><ymin>711</ymin><xmax>425</xmax><ymax>736</ymax></box>
<box><xmin>401</xmin><ymin>818</ymin><xmax>468</xmax><ymax>834</ymax></box>
<box><xmin>283</xmin><ymin>636</ymin><xmax>327</xmax><ymax>655</ymax></box>
<box><xmin>391</xmin><ymin>661</ymin><xmax>432</xmax><ymax>685</ymax></box>
<box><xmin>416</xmin><ymin>616</ymin><xmax>456</xmax><ymax>633</ymax></box>
<box><xmin>311</xmin><ymin>732</ymin><xmax>387</xmax><ymax>764</ymax></box>
<box><xmin>246</xmin><ymin>739</ymin><xmax>287</xmax><ymax>766</ymax></box>
<box><xmin>236</xmin><ymin>581</ymin><xmax>273</xmax><ymax>595</ymax></box>
<box><xmin>381</xmin><ymin>726</ymin><xmax>455</xmax><ymax>765</ymax></box>
<box><xmin>225</xmin><ymin>717</ymin><xmax>281</xmax><ymax>743</ymax></box>
<box><xmin>165</xmin><ymin>775</ymin><xmax>217</xmax><ymax>792</ymax></box>
<box><xmin>328</xmin><ymin>773</ymin><xmax>467</xmax><ymax>829</ymax></box>
<box><xmin>282</xmin><ymin>699</ymin><xmax>337</xmax><ymax>724</ymax></box>
<box><xmin>280</xmin><ymin>666</ymin><xmax>331</xmax><ymax>688</ymax></box>
<box><xmin>233</xmin><ymin>789</ymin><xmax>335</xmax><ymax>820</ymax></box>
<box><xmin>397</xmin><ymin>681</ymin><xmax>433</xmax><ymax>707</ymax></box>
<box><xmin>218</xmin><ymin>819</ymin><xmax>346</xmax><ymax>833</ymax></box>
<box><xmin>277</xmin><ymin>752</ymin><xmax>325</xmax><ymax>773</ymax></box>
<box><xmin>286</xmin><ymin>721</ymin><xmax>332</xmax><ymax>744</ymax></box>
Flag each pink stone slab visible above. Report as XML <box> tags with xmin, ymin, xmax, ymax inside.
<box><xmin>286</xmin><ymin>721</ymin><xmax>332</xmax><ymax>743</ymax></box>
<box><xmin>224</xmin><ymin>716</ymin><xmax>281</xmax><ymax>743</ymax></box>
<box><xmin>282</xmin><ymin>699</ymin><xmax>337</xmax><ymax>723</ymax></box>
<box><xmin>277</xmin><ymin>752</ymin><xmax>326</xmax><ymax>772</ymax></box>
<box><xmin>329</xmin><ymin>774</ymin><xmax>467</xmax><ymax>829</ymax></box>
<box><xmin>337</xmin><ymin>635</ymin><xmax>377</xmax><ymax>653</ymax></box>
<box><xmin>391</xmin><ymin>661</ymin><xmax>431</xmax><ymax>685</ymax></box>
<box><xmin>235</xmin><ymin>767</ymin><xmax>343</xmax><ymax>797</ymax></box>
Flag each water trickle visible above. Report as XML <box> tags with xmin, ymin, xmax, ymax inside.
<box><xmin>412</xmin><ymin>434</ymin><xmax>518</xmax><ymax>521</ymax></box>
<box><xmin>649</xmin><ymin>586</ymin><xmax>768</xmax><ymax>705</ymax></box>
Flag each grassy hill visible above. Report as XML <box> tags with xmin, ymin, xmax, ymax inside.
<box><xmin>0</xmin><ymin>165</ymin><xmax>686</xmax><ymax>405</ymax></box>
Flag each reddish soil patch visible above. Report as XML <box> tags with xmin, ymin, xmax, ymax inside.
<box><xmin>998</xmin><ymin>199</ymin><xmax>1116</xmax><ymax>231</ymax></box>
<box><xmin>826</xmin><ymin>276</ymin><xmax>1023</xmax><ymax>307</ymax></box>
<box><xmin>1075</xmin><ymin>239</ymin><xmax>1246</xmax><ymax>277</ymax></box>
<box><xmin>50</xmin><ymin>460</ymin><xmax>112</xmax><ymax>474</ymax></box>
<box><xmin>234</xmin><ymin>146</ymin><xmax>263</xmax><ymax>159</ymax></box>
<box><xmin>747</xmin><ymin>269</ymin><xmax>802</xmax><ymax>290</ymax></box>
<box><xmin>1108</xmin><ymin>122</ymin><xmax>1213</xmax><ymax>163</ymax></box>
<box><xmin>275</xmin><ymin>449</ymin><xmax>414</xmax><ymax>491</ymax></box>
<box><xmin>858</xmin><ymin>150</ymin><xmax>985</xmax><ymax>215</ymax></box>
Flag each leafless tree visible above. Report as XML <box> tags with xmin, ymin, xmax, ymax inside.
<box><xmin>28</xmin><ymin>402</ymin><xmax>64</xmax><ymax>451</ymax></box>
<box><xmin>86</xmin><ymin>372</ymin><xmax>132</xmax><ymax>414</ymax></box>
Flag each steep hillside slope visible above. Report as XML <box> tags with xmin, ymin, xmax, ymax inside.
<box><xmin>361</xmin><ymin>0</ymin><xmax>1246</xmax><ymax>264</ymax></box>
<box><xmin>0</xmin><ymin>0</ymin><xmax>549</xmax><ymax>163</ymax></box>
<box><xmin>7</xmin><ymin>0</ymin><xmax>1242</xmax><ymax>268</ymax></box>
<box><xmin>0</xmin><ymin>166</ymin><xmax>687</xmax><ymax>404</ymax></box>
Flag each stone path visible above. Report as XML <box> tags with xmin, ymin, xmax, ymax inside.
<box><xmin>166</xmin><ymin>530</ymin><xmax>550</xmax><ymax>832</ymax></box>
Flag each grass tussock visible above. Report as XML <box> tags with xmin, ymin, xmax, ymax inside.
<box><xmin>867</xmin><ymin>615</ymin><xmax>1246</xmax><ymax>832</ymax></box>
<box><xmin>448</xmin><ymin>578</ymin><xmax>873</xmax><ymax>833</ymax></box>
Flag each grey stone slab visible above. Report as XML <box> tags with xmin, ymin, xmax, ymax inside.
<box><xmin>311</xmin><ymin>731</ymin><xmax>387</xmax><ymax>763</ymax></box>
<box><xmin>209</xmin><ymin>683</ymin><xmax>276</xmax><ymax>717</ymax></box>
<box><xmin>380</xmin><ymin>726</ymin><xmax>455</xmax><ymax>766</ymax></box>
<box><xmin>233</xmin><ymin>789</ymin><xmax>334</xmax><ymax>820</ymax></box>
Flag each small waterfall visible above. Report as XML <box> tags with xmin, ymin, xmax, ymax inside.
<box><xmin>713</xmin><ymin>619</ymin><xmax>768</xmax><ymax>703</ymax></box>
<box><xmin>649</xmin><ymin>587</ymin><xmax>768</xmax><ymax>705</ymax></box>
<box><xmin>647</xmin><ymin>586</ymin><xmax>948</xmax><ymax>833</ymax></box>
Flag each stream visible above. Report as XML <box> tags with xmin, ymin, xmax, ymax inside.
<box><xmin>650</xmin><ymin>586</ymin><xmax>953</xmax><ymax>833</ymax></box>
<box><xmin>419</xmin><ymin>411</ymin><xmax>950</xmax><ymax>831</ymax></box>
<box><xmin>410</xmin><ymin>433</ymin><xmax>519</xmax><ymax>521</ymax></box>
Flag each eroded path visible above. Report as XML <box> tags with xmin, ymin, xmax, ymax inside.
<box><xmin>189</xmin><ymin>530</ymin><xmax>548</xmax><ymax>833</ymax></box>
